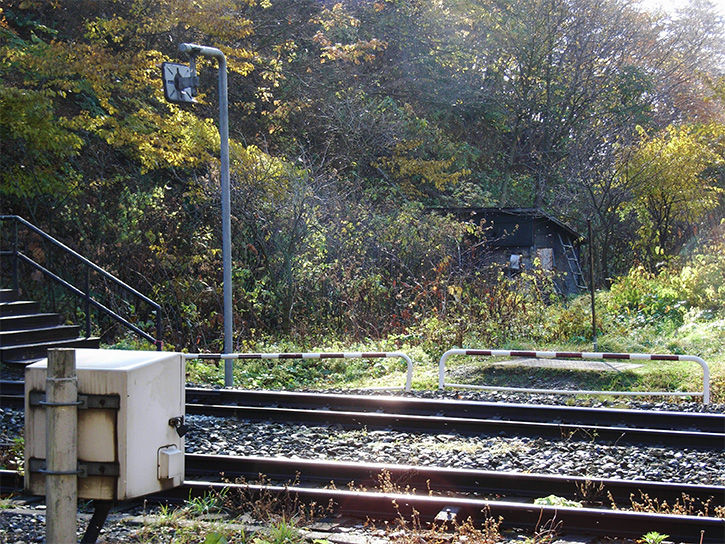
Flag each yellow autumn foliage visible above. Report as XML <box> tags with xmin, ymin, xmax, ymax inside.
<box><xmin>379</xmin><ymin>140</ymin><xmax>470</xmax><ymax>197</ymax></box>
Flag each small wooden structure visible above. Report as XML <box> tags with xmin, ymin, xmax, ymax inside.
<box><xmin>433</xmin><ymin>207</ymin><xmax>586</xmax><ymax>295</ymax></box>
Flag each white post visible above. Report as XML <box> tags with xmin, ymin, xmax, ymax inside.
<box><xmin>46</xmin><ymin>348</ymin><xmax>78</xmax><ymax>543</ymax></box>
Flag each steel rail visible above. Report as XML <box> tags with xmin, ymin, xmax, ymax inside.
<box><xmin>170</xmin><ymin>480</ymin><xmax>725</xmax><ymax>543</ymax></box>
<box><xmin>184</xmin><ymin>387</ymin><xmax>725</xmax><ymax>433</ymax></box>
<box><xmin>0</xmin><ymin>468</ymin><xmax>721</xmax><ymax>543</ymax></box>
<box><xmin>0</xmin><ymin>395</ymin><xmax>23</xmax><ymax>407</ymax></box>
<box><xmin>186</xmin><ymin>403</ymin><xmax>725</xmax><ymax>450</ymax></box>
<box><xmin>183</xmin><ymin>453</ymin><xmax>725</xmax><ymax>508</ymax></box>
<box><xmin>0</xmin><ymin>381</ymin><xmax>22</xmax><ymax>393</ymax></box>
<box><xmin>0</xmin><ymin>469</ymin><xmax>23</xmax><ymax>494</ymax></box>
<box><xmin>3</xmin><ymin>381</ymin><xmax>723</xmax><ymax>433</ymax></box>
<box><xmin>4</xmin><ymin>391</ymin><xmax>721</xmax><ymax>448</ymax></box>
<box><xmin>3</xmin><ymin>382</ymin><xmax>724</xmax><ymax>447</ymax></box>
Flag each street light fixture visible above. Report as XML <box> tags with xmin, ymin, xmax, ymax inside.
<box><xmin>161</xmin><ymin>44</ymin><xmax>234</xmax><ymax>386</ymax></box>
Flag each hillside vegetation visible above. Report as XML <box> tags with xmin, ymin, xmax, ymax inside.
<box><xmin>1</xmin><ymin>1</ymin><xmax>723</xmax><ymax>393</ymax></box>
<box><xmin>179</xmin><ymin>227</ymin><xmax>724</xmax><ymax>401</ymax></box>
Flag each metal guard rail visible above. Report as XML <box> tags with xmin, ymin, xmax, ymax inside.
<box><xmin>185</xmin><ymin>351</ymin><xmax>413</xmax><ymax>391</ymax></box>
<box><xmin>438</xmin><ymin>349</ymin><xmax>711</xmax><ymax>404</ymax></box>
<box><xmin>0</xmin><ymin>214</ymin><xmax>162</xmax><ymax>349</ymax></box>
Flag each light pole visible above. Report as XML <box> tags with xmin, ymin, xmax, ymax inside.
<box><xmin>162</xmin><ymin>44</ymin><xmax>234</xmax><ymax>386</ymax></box>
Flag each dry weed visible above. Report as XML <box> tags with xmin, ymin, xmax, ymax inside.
<box><xmin>575</xmin><ymin>478</ymin><xmax>606</xmax><ymax>506</ymax></box>
<box><xmin>524</xmin><ymin>510</ymin><xmax>561</xmax><ymax>544</ymax></box>
<box><xmin>370</xmin><ymin>504</ymin><xmax>503</xmax><ymax>543</ymax></box>
<box><xmin>221</xmin><ymin>472</ymin><xmax>333</xmax><ymax>526</ymax></box>
<box><xmin>610</xmin><ymin>490</ymin><xmax>723</xmax><ymax>519</ymax></box>
<box><xmin>628</xmin><ymin>491</ymin><xmax>720</xmax><ymax>518</ymax></box>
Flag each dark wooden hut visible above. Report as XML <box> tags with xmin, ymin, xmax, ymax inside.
<box><xmin>433</xmin><ymin>207</ymin><xmax>586</xmax><ymax>295</ymax></box>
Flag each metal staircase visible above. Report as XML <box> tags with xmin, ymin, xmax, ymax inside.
<box><xmin>1</xmin><ymin>215</ymin><xmax>162</xmax><ymax>367</ymax></box>
<box><xmin>0</xmin><ymin>288</ymin><xmax>99</xmax><ymax>364</ymax></box>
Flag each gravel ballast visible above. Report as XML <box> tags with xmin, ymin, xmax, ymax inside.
<box><xmin>1</xmin><ymin>389</ymin><xmax>723</xmax><ymax>543</ymax></box>
<box><xmin>182</xmin><ymin>415</ymin><xmax>725</xmax><ymax>486</ymax></box>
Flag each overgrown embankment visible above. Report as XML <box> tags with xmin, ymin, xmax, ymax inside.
<box><xmin>180</xmin><ymin>226</ymin><xmax>725</xmax><ymax>402</ymax></box>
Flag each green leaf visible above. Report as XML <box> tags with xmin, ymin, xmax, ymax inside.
<box><xmin>204</xmin><ymin>533</ymin><xmax>228</xmax><ymax>544</ymax></box>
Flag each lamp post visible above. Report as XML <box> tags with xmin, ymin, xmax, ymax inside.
<box><xmin>162</xmin><ymin>44</ymin><xmax>234</xmax><ymax>386</ymax></box>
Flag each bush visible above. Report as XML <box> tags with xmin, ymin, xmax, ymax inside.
<box><xmin>674</xmin><ymin>232</ymin><xmax>725</xmax><ymax>312</ymax></box>
<box><xmin>542</xmin><ymin>296</ymin><xmax>597</xmax><ymax>344</ymax></box>
<box><xmin>605</xmin><ymin>266</ymin><xmax>685</xmax><ymax>327</ymax></box>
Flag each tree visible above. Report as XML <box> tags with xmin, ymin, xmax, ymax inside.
<box><xmin>623</xmin><ymin>123</ymin><xmax>724</xmax><ymax>266</ymax></box>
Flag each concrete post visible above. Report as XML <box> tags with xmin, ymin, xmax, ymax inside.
<box><xmin>46</xmin><ymin>348</ymin><xmax>78</xmax><ymax>543</ymax></box>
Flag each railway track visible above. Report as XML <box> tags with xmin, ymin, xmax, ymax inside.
<box><xmin>3</xmin><ymin>448</ymin><xmax>721</xmax><ymax>509</ymax></box>
<box><xmin>2</xmin><ymin>452</ymin><xmax>724</xmax><ymax>542</ymax></box>
<box><xmin>2</xmin><ymin>380</ymin><xmax>724</xmax><ymax>542</ymax></box>
<box><xmin>182</xmin><ymin>453</ymin><xmax>725</xmax><ymax>507</ymax></box>
<box><xmin>3</xmin><ymin>458</ymin><xmax>724</xmax><ymax>543</ymax></box>
<box><xmin>2</xmin><ymin>381</ymin><xmax>724</xmax><ymax>449</ymax></box>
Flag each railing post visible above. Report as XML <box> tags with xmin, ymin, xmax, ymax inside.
<box><xmin>84</xmin><ymin>266</ymin><xmax>91</xmax><ymax>338</ymax></box>
<box><xmin>47</xmin><ymin>242</ymin><xmax>56</xmax><ymax>312</ymax></box>
<box><xmin>12</xmin><ymin>218</ymin><xmax>19</xmax><ymax>293</ymax></box>
<box><xmin>1</xmin><ymin>215</ymin><xmax>162</xmax><ymax>351</ymax></box>
<box><xmin>156</xmin><ymin>310</ymin><xmax>163</xmax><ymax>351</ymax></box>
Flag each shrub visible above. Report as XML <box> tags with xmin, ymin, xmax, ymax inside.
<box><xmin>674</xmin><ymin>232</ymin><xmax>725</xmax><ymax>312</ymax></box>
<box><xmin>605</xmin><ymin>266</ymin><xmax>685</xmax><ymax>327</ymax></box>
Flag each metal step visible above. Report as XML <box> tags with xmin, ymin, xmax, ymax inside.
<box><xmin>0</xmin><ymin>336</ymin><xmax>100</xmax><ymax>364</ymax></box>
<box><xmin>0</xmin><ymin>300</ymin><xmax>40</xmax><ymax>317</ymax></box>
<box><xmin>0</xmin><ymin>324</ymin><xmax>82</xmax><ymax>347</ymax></box>
<box><xmin>0</xmin><ymin>289</ymin><xmax>17</xmax><ymax>303</ymax></box>
<box><xmin>0</xmin><ymin>313</ymin><xmax>62</xmax><ymax>332</ymax></box>
<box><xmin>1</xmin><ymin>357</ymin><xmax>43</xmax><ymax>366</ymax></box>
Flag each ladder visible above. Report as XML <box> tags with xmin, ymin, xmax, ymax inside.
<box><xmin>558</xmin><ymin>233</ymin><xmax>587</xmax><ymax>290</ymax></box>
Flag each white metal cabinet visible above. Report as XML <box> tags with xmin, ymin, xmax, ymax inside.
<box><xmin>25</xmin><ymin>349</ymin><xmax>185</xmax><ymax>500</ymax></box>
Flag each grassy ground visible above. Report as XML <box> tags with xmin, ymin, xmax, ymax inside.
<box><xmin>182</xmin><ymin>327</ymin><xmax>724</xmax><ymax>404</ymax></box>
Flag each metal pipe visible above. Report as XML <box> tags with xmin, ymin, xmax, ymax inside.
<box><xmin>84</xmin><ymin>266</ymin><xmax>91</xmax><ymax>338</ymax></box>
<box><xmin>12</xmin><ymin>219</ymin><xmax>19</xmax><ymax>292</ymax></box>
<box><xmin>156</xmin><ymin>310</ymin><xmax>163</xmax><ymax>351</ymax></box>
<box><xmin>45</xmin><ymin>348</ymin><xmax>78</xmax><ymax>544</ymax></box>
<box><xmin>588</xmin><ymin>220</ymin><xmax>597</xmax><ymax>350</ymax></box>
<box><xmin>16</xmin><ymin>252</ymin><xmax>157</xmax><ymax>344</ymax></box>
<box><xmin>444</xmin><ymin>383</ymin><xmax>704</xmax><ymax>397</ymax></box>
<box><xmin>178</xmin><ymin>43</ymin><xmax>234</xmax><ymax>386</ymax></box>
<box><xmin>438</xmin><ymin>348</ymin><xmax>711</xmax><ymax>403</ymax></box>
<box><xmin>184</xmin><ymin>351</ymin><xmax>414</xmax><ymax>391</ymax></box>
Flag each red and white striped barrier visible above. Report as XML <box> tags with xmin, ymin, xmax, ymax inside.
<box><xmin>438</xmin><ymin>349</ymin><xmax>710</xmax><ymax>404</ymax></box>
<box><xmin>185</xmin><ymin>351</ymin><xmax>413</xmax><ymax>391</ymax></box>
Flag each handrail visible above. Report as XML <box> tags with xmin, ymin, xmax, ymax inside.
<box><xmin>0</xmin><ymin>215</ymin><xmax>158</xmax><ymax>308</ymax></box>
<box><xmin>14</xmin><ymin>251</ymin><xmax>157</xmax><ymax>345</ymax></box>
<box><xmin>0</xmin><ymin>215</ymin><xmax>162</xmax><ymax>349</ymax></box>
<box><xmin>438</xmin><ymin>348</ymin><xmax>710</xmax><ymax>404</ymax></box>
